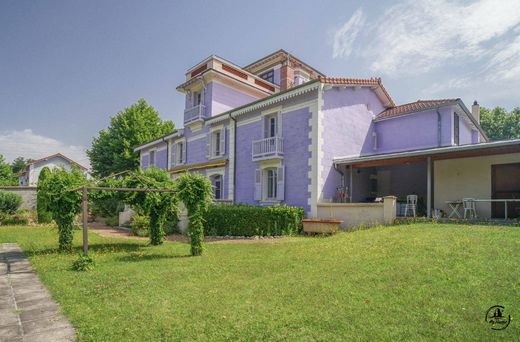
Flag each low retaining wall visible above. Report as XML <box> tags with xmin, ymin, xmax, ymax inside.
<box><xmin>317</xmin><ymin>196</ymin><xmax>397</xmax><ymax>229</ymax></box>
<box><xmin>0</xmin><ymin>186</ymin><xmax>37</xmax><ymax>210</ymax></box>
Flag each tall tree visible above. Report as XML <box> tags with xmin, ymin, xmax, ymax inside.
<box><xmin>480</xmin><ymin>106</ymin><xmax>520</xmax><ymax>141</ymax></box>
<box><xmin>87</xmin><ymin>99</ymin><xmax>174</xmax><ymax>177</ymax></box>
<box><xmin>0</xmin><ymin>155</ymin><xmax>17</xmax><ymax>186</ymax></box>
<box><xmin>11</xmin><ymin>157</ymin><xmax>28</xmax><ymax>175</ymax></box>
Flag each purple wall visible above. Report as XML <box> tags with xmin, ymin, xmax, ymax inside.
<box><xmin>374</xmin><ymin>107</ymin><xmax>453</xmax><ymax>154</ymax></box>
<box><xmin>156</xmin><ymin>149</ymin><xmax>167</xmax><ymax>169</ymax></box>
<box><xmin>140</xmin><ymin>154</ymin><xmax>149</xmax><ymax>169</ymax></box>
<box><xmin>459</xmin><ymin>116</ymin><xmax>473</xmax><ymax>145</ymax></box>
<box><xmin>320</xmin><ymin>87</ymin><xmax>385</xmax><ymax>201</ymax></box>
<box><xmin>209</xmin><ymin>82</ymin><xmax>259</xmax><ymax>117</ymax></box>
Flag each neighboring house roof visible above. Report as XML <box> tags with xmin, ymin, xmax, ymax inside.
<box><xmin>318</xmin><ymin>76</ymin><xmax>395</xmax><ymax>107</ymax></box>
<box><xmin>244</xmin><ymin>49</ymin><xmax>325</xmax><ymax>77</ymax></box>
<box><xmin>376</xmin><ymin>99</ymin><xmax>458</xmax><ymax>120</ymax></box>
<box><xmin>20</xmin><ymin>153</ymin><xmax>88</xmax><ymax>173</ymax></box>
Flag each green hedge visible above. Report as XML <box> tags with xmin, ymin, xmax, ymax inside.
<box><xmin>0</xmin><ymin>190</ymin><xmax>22</xmax><ymax>215</ymax></box>
<box><xmin>203</xmin><ymin>204</ymin><xmax>304</xmax><ymax>236</ymax></box>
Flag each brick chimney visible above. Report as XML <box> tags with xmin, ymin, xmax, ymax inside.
<box><xmin>471</xmin><ymin>100</ymin><xmax>480</xmax><ymax>123</ymax></box>
<box><xmin>280</xmin><ymin>61</ymin><xmax>294</xmax><ymax>91</ymax></box>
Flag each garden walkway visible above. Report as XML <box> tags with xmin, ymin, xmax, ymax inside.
<box><xmin>0</xmin><ymin>243</ymin><xmax>75</xmax><ymax>342</ymax></box>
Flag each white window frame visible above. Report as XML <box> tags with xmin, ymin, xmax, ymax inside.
<box><xmin>265</xmin><ymin>168</ymin><xmax>278</xmax><ymax>200</ymax></box>
<box><xmin>172</xmin><ymin>139</ymin><xmax>186</xmax><ymax>166</ymax></box>
<box><xmin>148</xmin><ymin>149</ymin><xmax>157</xmax><ymax>167</ymax></box>
<box><xmin>261</xmin><ymin>110</ymin><xmax>281</xmax><ymax>139</ymax></box>
<box><xmin>206</xmin><ymin>168</ymin><xmax>225</xmax><ymax>200</ymax></box>
<box><xmin>254</xmin><ymin>160</ymin><xmax>285</xmax><ymax>202</ymax></box>
<box><xmin>208</xmin><ymin>126</ymin><xmax>226</xmax><ymax>159</ymax></box>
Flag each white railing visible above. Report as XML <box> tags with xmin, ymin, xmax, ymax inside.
<box><xmin>252</xmin><ymin>136</ymin><xmax>284</xmax><ymax>160</ymax></box>
<box><xmin>184</xmin><ymin>104</ymin><xmax>206</xmax><ymax>124</ymax></box>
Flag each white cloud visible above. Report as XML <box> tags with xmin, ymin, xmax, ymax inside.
<box><xmin>332</xmin><ymin>0</ymin><xmax>520</xmax><ymax>76</ymax></box>
<box><xmin>0</xmin><ymin>129</ymin><xmax>90</xmax><ymax>168</ymax></box>
<box><xmin>332</xmin><ymin>8</ymin><xmax>366</xmax><ymax>59</ymax></box>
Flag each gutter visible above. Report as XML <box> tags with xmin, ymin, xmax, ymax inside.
<box><xmin>230</xmin><ymin>113</ymin><xmax>237</xmax><ymax>203</ymax></box>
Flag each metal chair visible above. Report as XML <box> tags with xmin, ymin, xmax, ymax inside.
<box><xmin>462</xmin><ymin>198</ymin><xmax>477</xmax><ymax>219</ymax></box>
<box><xmin>404</xmin><ymin>195</ymin><xmax>418</xmax><ymax>217</ymax></box>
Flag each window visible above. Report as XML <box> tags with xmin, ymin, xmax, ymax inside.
<box><xmin>212</xmin><ymin>175</ymin><xmax>223</xmax><ymax>200</ymax></box>
<box><xmin>149</xmin><ymin>150</ymin><xmax>155</xmax><ymax>166</ymax></box>
<box><xmin>193</xmin><ymin>91</ymin><xmax>202</xmax><ymax>106</ymax></box>
<box><xmin>260</xmin><ymin>69</ymin><xmax>274</xmax><ymax>83</ymax></box>
<box><xmin>174</xmin><ymin>141</ymin><xmax>185</xmax><ymax>165</ymax></box>
<box><xmin>209</xmin><ymin>128</ymin><xmax>225</xmax><ymax>158</ymax></box>
<box><xmin>454</xmin><ymin>113</ymin><xmax>460</xmax><ymax>145</ymax></box>
<box><xmin>266</xmin><ymin>168</ymin><xmax>277</xmax><ymax>199</ymax></box>
<box><xmin>264</xmin><ymin>115</ymin><xmax>278</xmax><ymax>138</ymax></box>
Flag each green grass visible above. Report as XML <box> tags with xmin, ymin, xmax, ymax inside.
<box><xmin>1</xmin><ymin>224</ymin><xmax>519</xmax><ymax>341</ymax></box>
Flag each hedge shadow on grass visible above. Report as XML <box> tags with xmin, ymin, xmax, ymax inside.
<box><xmin>116</xmin><ymin>253</ymin><xmax>192</xmax><ymax>262</ymax></box>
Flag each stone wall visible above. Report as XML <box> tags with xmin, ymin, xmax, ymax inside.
<box><xmin>0</xmin><ymin>186</ymin><xmax>37</xmax><ymax>210</ymax></box>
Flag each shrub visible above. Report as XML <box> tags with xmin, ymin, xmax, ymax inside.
<box><xmin>0</xmin><ymin>210</ymin><xmax>30</xmax><ymax>225</ymax></box>
<box><xmin>203</xmin><ymin>204</ymin><xmax>304</xmax><ymax>237</ymax></box>
<box><xmin>72</xmin><ymin>254</ymin><xmax>95</xmax><ymax>271</ymax></box>
<box><xmin>0</xmin><ymin>190</ymin><xmax>22</xmax><ymax>214</ymax></box>
<box><xmin>37</xmin><ymin>167</ymin><xmax>53</xmax><ymax>224</ymax></box>
<box><xmin>105</xmin><ymin>215</ymin><xmax>119</xmax><ymax>227</ymax></box>
<box><xmin>131</xmin><ymin>214</ymin><xmax>150</xmax><ymax>237</ymax></box>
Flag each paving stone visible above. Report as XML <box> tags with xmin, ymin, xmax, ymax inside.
<box><xmin>0</xmin><ymin>323</ymin><xmax>22</xmax><ymax>339</ymax></box>
<box><xmin>16</xmin><ymin>298</ymin><xmax>58</xmax><ymax>312</ymax></box>
<box><xmin>0</xmin><ymin>308</ymin><xmax>19</xmax><ymax>328</ymax></box>
<box><xmin>23</xmin><ymin>325</ymin><xmax>76</xmax><ymax>342</ymax></box>
<box><xmin>19</xmin><ymin>304</ymin><xmax>60</xmax><ymax>323</ymax></box>
<box><xmin>22</xmin><ymin>315</ymin><xmax>72</xmax><ymax>335</ymax></box>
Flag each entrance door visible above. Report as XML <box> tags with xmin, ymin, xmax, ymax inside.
<box><xmin>492</xmin><ymin>163</ymin><xmax>520</xmax><ymax>219</ymax></box>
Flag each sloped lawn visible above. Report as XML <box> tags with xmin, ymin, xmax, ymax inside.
<box><xmin>1</xmin><ymin>224</ymin><xmax>519</xmax><ymax>341</ymax></box>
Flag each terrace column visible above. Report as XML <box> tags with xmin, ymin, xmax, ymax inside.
<box><xmin>427</xmin><ymin>157</ymin><xmax>432</xmax><ymax>218</ymax></box>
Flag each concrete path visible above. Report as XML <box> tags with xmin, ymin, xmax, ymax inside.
<box><xmin>0</xmin><ymin>243</ymin><xmax>76</xmax><ymax>342</ymax></box>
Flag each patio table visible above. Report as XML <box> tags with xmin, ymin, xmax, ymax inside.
<box><xmin>445</xmin><ymin>200</ymin><xmax>463</xmax><ymax>218</ymax></box>
<box><xmin>474</xmin><ymin>199</ymin><xmax>520</xmax><ymax>220</ymax></box>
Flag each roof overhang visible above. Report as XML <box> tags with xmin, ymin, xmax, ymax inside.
<box><xmin>169</xmin><ymin>159</ymin><xmax>227</xmax><ymax>174</ymax></box>
<box><xmin>334</xmin><ymin>139</ymin><xmax>520</xmax><ymax>168</ymax></box>
<box><xmin>133</xmin><ymin>129</ymin><xmax>184</xmax><ymax>152</ymax></box>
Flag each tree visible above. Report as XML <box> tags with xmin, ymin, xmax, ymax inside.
<box><xmin>0</xmin><ymin>155</ymin><xmax>17</xmax><ymax>186</ymax></box>
<box><xmin>87</xmin><ymin>99</ymin><xmax>174</xmax><ymax>177</ymax></box>
<box><xmin>480</xmin><ymin>106</ymin><xmax>520</xmax><ymax>141</ymax></box>
<box><xmin>10</xmin><ymin>157</ymin><xmax>29</xmax><ymax>175</ymax></box>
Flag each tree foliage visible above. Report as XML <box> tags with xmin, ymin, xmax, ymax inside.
<box><xmin>175</xmin><ymin>172</ymin><xmax>213</xmax><ymax>256</ymax></box>
<box><xmin>37</xmin><ymin>167</ymin><xmax>53</xmax><ymax>224</ymax></box>
<box><xmin>0</xmin><ymin>155</ymin><xmax>17</xmax><ymax>186</ymax></box>
<box><xmin>87</xmin><ymin>99</ymin><xmax>174</xmax><ymax>178</ymax></box>
<box><xmin>480</xmin><ymin>106</ymin><xmax>520</xmax><ymax>141</ymax></box>
<box><xmin>10</xmin><ymin>157</ymin><xmax>30</xmax><ymax>175</ymax></box>
<box><xmin>38</xmin><ymin>167</ymin><xmax>86</xmax><ymax>251</ymax></box>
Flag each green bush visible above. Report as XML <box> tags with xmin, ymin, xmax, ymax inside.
<box><xmin>72</xmin><ymin>254</ymin><xmax>95</xmax><ymax>271</ymax></box>
<box><xmin>131</xmin><ymin>214</ymin><xmax>150</xmax><ymax>237</ymax></box>
<box><xmin>0</xmin><ymin>190</ymin><xmax>22</xmax><ymax>214</ymax></box>
<box><xmin>203</xmin><ymin>204</ymin><xmax>304</xmax><ymax>237</ymax></box>
<box><xmin>0</xmin><ymin>210</ymin><xmax>30</xmax><ymax>225</ymax></box>
<box><xmin>105</xmin><ymin>215</ymin><xmax>119</xmax><ymax>227</ymax></box>
<box><xmin>37</xmin><ymin>167</ymin><xmax>53</xmax><ymax>224</ymax></box>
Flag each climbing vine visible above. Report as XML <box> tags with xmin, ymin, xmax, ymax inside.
<box><xmin>175</xmin><ymin>172</ymin><xmax>213</xmax><ymax>256</ymax></box>
<box><xmin>38</xmin><ymin>167</ymin><xmax>86</xmax><ymax>251</ymax></box>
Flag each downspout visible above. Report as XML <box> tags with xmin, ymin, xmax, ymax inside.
<box><xmin>436</xmin><ymin>109</ymin><xmax>442</xmax><ymax>147</ymax></box>
<box><xmin>230</xmin><ymin>113</ymin><xmax>237</xmax><ymax>203</ymax></box>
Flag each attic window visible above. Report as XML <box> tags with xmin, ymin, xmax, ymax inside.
<box><xmin>260</xmin><ymin>69</ymin><xmax>274</xmax><ymax>83</ymax></box>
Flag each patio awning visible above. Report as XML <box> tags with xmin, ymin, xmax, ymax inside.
<box><xmin>334</xmin><ymin>139</ymin><xmax>520</xmax><ymax>168</ymax></box>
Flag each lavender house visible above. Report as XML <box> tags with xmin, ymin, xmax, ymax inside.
<box><xmin>135</xmin><ymin>50</ymin><xmax>520</xmax><ymax>224</ymax></box>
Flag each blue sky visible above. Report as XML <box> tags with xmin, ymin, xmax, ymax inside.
<box><xmin>1</xmin><ymin>0</ymin><xmax>520</xmax><ymax>166</ymax></box>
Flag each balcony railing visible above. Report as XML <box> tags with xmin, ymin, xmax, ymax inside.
<box><xmin>184</xmin><ymin>104</ymin><xmax>206</xmax><ymax>124</ymax></box>
<box><xmin>252</xmin><ymin>136</ymin><xmax>284</xmax><ymax>161</ymax></box>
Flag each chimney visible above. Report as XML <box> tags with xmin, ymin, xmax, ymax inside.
<box><xmin>280</xmin><ymin>59</ymin><xmax>294</xmax><ymax>91</ymax></box>
<box><xmin>472</xmin><ymin>100</ymin><xmax>480</xmax><ymax>123</ymax></box>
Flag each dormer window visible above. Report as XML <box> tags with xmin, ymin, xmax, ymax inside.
<box><xmin>260</xmin><ymin>69</ymin><xmax>274</xmax><ymax>84</ymax></box>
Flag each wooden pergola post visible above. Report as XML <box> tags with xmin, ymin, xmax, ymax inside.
<box><xmin>82</xmin><ymin>186</ymin><xmax>88</xmax><ymax>256</ymax></box>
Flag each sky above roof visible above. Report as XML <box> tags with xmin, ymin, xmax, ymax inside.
<box><xmin>1</xmin><ymin>0</ymin><xmax>519</xmax><ymax>165</ymax></box>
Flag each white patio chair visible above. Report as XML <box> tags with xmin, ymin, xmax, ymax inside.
<box><xmin>462</xmin><ymin>198</ymin><xmax>477</xmax><ymax>219</ymax></box>
<box><xmin>404</xmin><ymin>195</ymin><xmax>418</xmax><ymax>217</ymax></box>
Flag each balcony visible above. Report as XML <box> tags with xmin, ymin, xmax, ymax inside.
<box><xmin>184</xmin><ymin>104</ymin><xmax>206</xmax><ymax>125</ymax></box>
<box><xmin>252</xmin><ymin>136</ymin><xmax>284</xmax><ymax>161</ymax></box>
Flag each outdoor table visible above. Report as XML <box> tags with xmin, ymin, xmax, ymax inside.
<box><xmin>473</xmin><ymin>199</ymin><xmax>520</xmax><ymax>220</ymax></box>
<box><xmin>445</xmin><ymin>200</ymin><xmax>462</xmax><ymax>218</ymax></box>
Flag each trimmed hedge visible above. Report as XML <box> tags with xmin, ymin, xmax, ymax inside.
<box><xmin>203</xmin><ymin>204</ymin><xmax>304</xmax><ymax>236</ymax></box>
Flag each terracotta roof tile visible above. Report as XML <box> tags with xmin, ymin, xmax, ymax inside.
<box><xmin>318</xmin><ymin>76</ymin><xmax>395</xmax><ymax>107</ymax></box>
<box><xmin>376</xmin><ymin>99</ymin><xmax>459</xmax><ymax>120</ymax></box>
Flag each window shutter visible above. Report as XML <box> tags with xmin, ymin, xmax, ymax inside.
<box><xmin>206</xmin><ymin>133</ymin><xmax>211</xmax><ymax>158</ymax></box>
<box><xmin>182</xmin><ymin>142</ymin><xmax>187</xmax><ymax>164</ymax></box>
<box><xmin>263</xmin><ymin>117</ymin><xmax>269</xmax><ymax>138</ymax></box>
<box><xmin>171</xmin><ymin>143</ymin><xmax>176</xmax><ymax>167</ymax></box>
<box><xmin>254</xmin><ymin>169</ymin><xmax>262</xmax><ymax>200</ymax></box>
<box><xmin>219</xmin><ymin>128</ymin><xmax>226</xmax><ymax>155</ymax></box>
<box><xmin>276</xmin><ymin>166</ymin><xmax>285</xmax><ymax>201</ymax></box>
